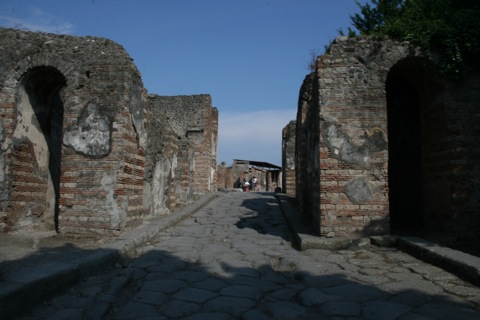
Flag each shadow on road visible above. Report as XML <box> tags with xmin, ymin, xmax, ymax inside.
<box><xmin>4</xmin><ymin>192</ymin><xmax>480</xmax><ymax>319</ymax></box>
<box><xmin>10</xmin><ymin>245</ymin><xmax>480</xmax><ymax>320</ymax></box>
<box><xmin>236</xmin><ymin>193</ymin><xmax>295</xmax><ymax>244</ymax></box>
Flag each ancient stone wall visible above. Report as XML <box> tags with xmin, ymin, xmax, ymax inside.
<box><xmin>217</xmin><ymin>160</ymin><xmax>271</xmax><ymax>192</ymax></box>
<box><xmin>143</xmin><ymin>101</ymin><xmax>183</xmax><ymax>215</ymax></box>
<box><xmin>419</xmin><ymin>70</ymin><xmax>480</xmax><ymax>238</ymax></box>
<box><xmin>314</xmin><ymin>36</ymin><xmax>394</xmax><ymax>237</ymax></box>
<box><xmin>211</xmin><ymin>108</ymin><xmax>219</xmax><ymax>192</ymax></box>
<box><xmin>146</xmin><ymin>95</ymin><xmax>218</xmax><ymax>200</ymax></box>
<box><xmin>295</xmin><ymin>73</ymin><xmax>320</xmax><ymax>226</ymax></box>
<box><xmin>216</xmin><ymin>163</ymin><xmax>227</xmax><ymax>189</ymax></box>
<box><xmin>216</xmin><ymin>162</ymin><xmax>236</xmax><ymax>191</ymax></box>
<box><xmin>282</xmin><ymin>121</ymin><xmax>296</xmax><ymax>197</ymax></box>
<box><xmin>0</xmin><ymin>28</ymin><xmax>219</xmax><ymax>236</ymax></box>
<box><xmin>0</xmin><ymin>28</ymin><xmax>147</xmax><ymax>235</ymax></box>
<box><xmin>232</xmin><ymin>160</ymin><xmax>249</xmax><ymax>188</ymax></box>
<box><xmin>296</xmin><ymin>35</ymin><xmax>480</xmax><ymax>241</ymax></box>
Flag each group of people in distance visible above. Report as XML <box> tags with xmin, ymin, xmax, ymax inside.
<box><xmin>241</xmin><ymin>176</ymin><xmax>257</xmax><ymax>192</ymax></box>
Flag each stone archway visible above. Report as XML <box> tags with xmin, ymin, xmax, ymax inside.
<box><xmin>12</xmin><ymin>66</ymin><xmax>66</xmax><ymax>231</ymax></box>
<box><xmin>386</xmin><ymin>57</ymin><xmax>441</xmax><ymax>236</ymax></box>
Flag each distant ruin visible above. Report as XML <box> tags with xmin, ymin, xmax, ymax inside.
<box><xmin>0</xmin><ymin>28</ymin><xmax>217</xmax><ymax>236</ymax></box>
<box><xmin>282</xmin><ymin>120</ymin><xmax>296</xmax><ymax>197</ymax></box>
<box><xmin>217</xmin><ymin>159</ymin><xmax>281</xmax><ymax>192</ymax></box>
<box><xmin>288</xmin><ymin>36</ymin><xmax>480</xmax><ymax>242</ymax></box>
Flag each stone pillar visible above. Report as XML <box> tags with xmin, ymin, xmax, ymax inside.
<box><xmin>282</xmin><ymin>121</ymin><xmax>296</xmax><ymax>197</ymax></box>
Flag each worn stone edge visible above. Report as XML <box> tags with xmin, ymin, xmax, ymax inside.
<box><xmin>276</xmin><ymin>193</ymin><xmax>370</xmax><ymax>251</ymax></box>
<box><xmin>276</xmin><ymin>193</ymin><xmax>480</xmax><ymax>286</ymax></box>
<box><xmin>396</xmin><ymin>236</ymin><xmax>480</xmax><ymax>286</ymax></box>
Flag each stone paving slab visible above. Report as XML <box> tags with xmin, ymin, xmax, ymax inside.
<box><xmin>3</xmin><ymin>192</ymin><xmax>480</xmax><ymax>319</ymax></box>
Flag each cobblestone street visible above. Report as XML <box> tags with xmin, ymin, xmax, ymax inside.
<box><xmin>18</xmin><ymin>192</ymin><xmax>480</xmax><ymax>319</ymax></box>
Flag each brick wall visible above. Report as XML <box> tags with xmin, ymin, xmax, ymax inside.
<box><xmin>297</xmin><ymin>37</ymin><xmax>402</xmax><ymax>237</ymax></box>
<box><xmin>0</xmin><ymin>28</ymin><xmax>147</xmax><ymax>235</ymax></box>
<box><xmin>146</xmin><ymin>96</ymin><xmax>191</xmax><ymax>214</ymax></box>
<box><xmin>420</xmin><ymin>72</ymin><xmax>480</xmax><ymax>237</ymax></box>
<box><xmin>147</xmin><ymin>94</ymin><xmax>218</xmax><ymax>198</ymax></box>
<box><xmin>296</xmin><ymin>73</ymin><xmax>320</xmax><ymax>226</ymax></box>
<box><xmin>9</xmin><ymin>141</ymin><xmax>51</xmax><ymax>230</ymax></box>
<box><xmin>211</xmin><ymin>108</ymin><xmax>219</xmax><ymax>191</ymax></box>
<box><xmin>282</xmin><ymin>121</ymin><xmax>296</xmax><ymax>197</ymax></box>
<box><xmin>0</xmin><ymin>28</ymin><xmax>219</xmax><ymax>236</ymax></box>
<box><xmin>189</xmin><ymin>96</ymin><xmax>216</xmax><ymax>194</ymax></box>
<box><xmin>296</xmin><ymin>35</ymin><xmax>480</xmax><ymax>240</ymax></box>
<box><xmin>216</xmin><ymin>163</ymin><xmax>228</xmax><ymax>190</ymax></box>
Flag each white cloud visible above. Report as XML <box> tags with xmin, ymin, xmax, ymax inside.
<box><xmin>218</xmin><ymin>109</ymin><xmax>296</xmax><ymax>166</ymax></box>
<box><xmin>0</xmin><ymin>6</ymin><xmax>75</xmax><ymax>34</ymax></box>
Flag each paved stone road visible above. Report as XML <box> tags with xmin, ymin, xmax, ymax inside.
<box><xmin>17</xmin><ymin>192</ymin><xmax>480</xmax><ymax>319</ymax></box>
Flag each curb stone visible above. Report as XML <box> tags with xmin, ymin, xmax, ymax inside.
<box><xmin>396</xmin><ymin>236</ymin><xmax>480</xmax><ymax>286</ymax></box>
<box><xmin>275</xmin><ymin>193</ymin><xmax>370</xmax><ymax>250</ymax></box>
<box><xmin>275</xmin><ymin>193</ymin><xmax>480</xmax><ymax>286</ymax></box>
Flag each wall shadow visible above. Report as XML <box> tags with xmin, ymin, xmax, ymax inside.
<box><xmin>1</xmin><ymin>242</ymin><xmax>120</xmax><ymax>320</ymax></box>
<box><xmin>9</xmin><ymin>244</ymin><xmax>480</xmax><ymax>320</ymax></box>
<box><xmin>5</xmin><ymin>193</ymin><xmax>480</xmax><ymax>319</ymax></box>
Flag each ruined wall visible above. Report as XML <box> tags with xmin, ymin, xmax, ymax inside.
<box><xmin>210</xmin><ymin>108</ymin><xmax>219</xmax><ymax>192</ymax></box>
<box><xmin>296</xmin><ymin>73</ymin><xmax>319</xmax><ymax>225</ymax></box>
<box><xmin>0</xmin><ymin>28</ymin><xmax>220</xmax><ymax>236</ymax></box>
<box><xmin>297</xmin><ymin>37</ymin><xmax>401</xmax><ymax>237</ymax></box>
<box><xmin>216</xmin><ymin>163</ymin><xmax>227</xmax><ymax>189</ymax></box>
<box><xmin>282</xmin><ymin>120</ymin><xmax>296</xmax><ymax>197</ymax></box>
<box><xmin>231</xmin><ymin>160</ymin><xmax>250</xmax><ymax>189</ymax></box>
<box><xmin>143</xmin><ymin>104</ymin><xmax>182</xmax><ymax>215</ymax></box>
<box><xmin>420</xmin><ymin>69</ymin><xmax>480</xmax><ymax>238</ymax></box>
<box><xmin>221</xmin><ymin>160</ymin><xmax>271</xmax><ymax>192</ymax></box>
<box><xmin>217</xmin><ymin>161</ymin><xmax>246</xmax><ymax>190</ymax></box>
<box><xmin>146</xmin><ymin>95</ymin><xmax>218</xmax><ymax>203</ymax></box>
<box><xmin>313</xmin><ymin>36</ymin><xmax>393</xmax><ymax>237</ymax></box>
<box><xmin>297</xmin><ymin>35</ymin><xmax>480</xmax><ymax>240</ymax></box>
<box><xmin>254</xmin><ymin>169</ymin><xmax>268</xmax><ymax>192</ymax></box>
<box><xmin>216</xmin><ymin>163</ymin><xmax>236</xmax><ymax>191</ymax></box>
<box><xmin>0</xmin><ymin>28</ymin><xmax>147</xmax><ymax>235</ymax></box>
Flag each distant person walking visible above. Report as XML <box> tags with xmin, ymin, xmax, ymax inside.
<box><xmin>244</xmin><ymin>179</ymin><xmax>250</xmax><ymax>192</ymax></box>
<box><xmin>252</xmin><ymin>176</ymin><xmax>257</xmax><ymax>191</ymax></box>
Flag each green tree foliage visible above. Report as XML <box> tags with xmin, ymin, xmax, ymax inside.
<box><xmin>350</xmin><ymin>0</ymin><xmax>480</xmax><ymax>77</ymax></box>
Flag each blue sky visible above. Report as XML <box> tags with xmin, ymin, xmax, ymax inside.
<box><xmin>0</xmin><ymin>0</ymin><xmax>366</xmax><ymax>166</ymax></box>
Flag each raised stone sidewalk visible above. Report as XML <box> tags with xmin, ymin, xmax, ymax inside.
<box><xmin>277</xmin><ymin>194</ymin><xmax>480</xmax><ymax>286</ymax></box>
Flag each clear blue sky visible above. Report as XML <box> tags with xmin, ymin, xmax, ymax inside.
<box><xmin>0</xmin><ymin>0</ymin><xmax>366</xmax><ymax>166</ymax></box>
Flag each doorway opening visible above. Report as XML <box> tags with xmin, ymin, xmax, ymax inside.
<box><xmin>19</xmin><ymin>66</ymin><xmax>66</xmax><ymax>231</ymax></box>
<box><xmin>386</xmin><ymin>60</ymin><xmax>425</xmax><ymax>235</ymax></box>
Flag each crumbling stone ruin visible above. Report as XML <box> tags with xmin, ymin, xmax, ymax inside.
<box><xmin>0</xmin><ymin>28</ymin><xmax>217</xmax><ymax>236</ymax></box>
<box><xmin>217</xmin><ymin>159</ymin><xmax>281</xmax><ymax>192</ymax></box>
<box><xmin>292</xmin><ymin>36</ymin><xmax>480</xmax><ymax>243</ymax></box>
<box><xmin>146</xmin><ymin>94</ymin><xmax>218</xmax><ymax>214</ymax></box>
<box><xmin>282</xmin><ymin>120</ymin><xmax>296</xmax><ymax>197</ymax></box>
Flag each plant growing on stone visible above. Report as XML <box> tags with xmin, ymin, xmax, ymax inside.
<box><xmin>348</xmin><ymin>0</ymin><xmax>480</xmax><ymax>78</ymax></box>
<box><xmin>306</xmin><ymin>48</ymin><xmax>321</xmax><ymax>73</ymax></box>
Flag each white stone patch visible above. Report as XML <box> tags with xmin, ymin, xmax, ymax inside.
<box><xmin>63</xmin><ymin>103</ymin><xmax>111</xmax><ymax>156</ymax></box>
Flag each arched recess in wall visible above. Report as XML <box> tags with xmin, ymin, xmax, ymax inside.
<box><xmin>15</xmin><ymin>66</ymin><xmax>66</xmax><ymax>231</ymax></box>
<box><xmin>386</xmin><ymin>57</ymin><xmax>440</xmax><ymax>236</ymax></box>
